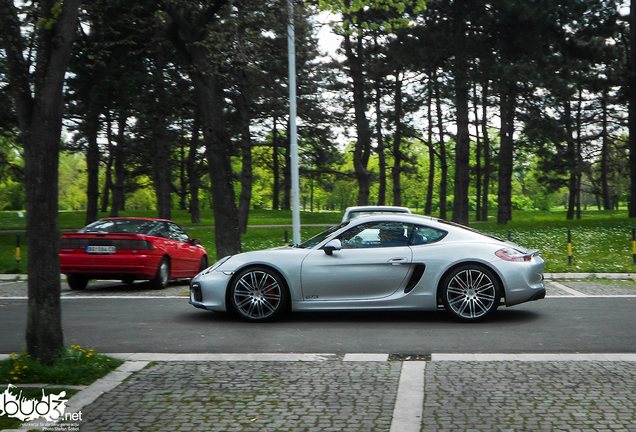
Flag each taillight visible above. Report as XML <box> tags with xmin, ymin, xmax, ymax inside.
<box><xmin>495</xmin><ymin>248</ymin><xmax>533</xmax><ymax>262</ymax></box>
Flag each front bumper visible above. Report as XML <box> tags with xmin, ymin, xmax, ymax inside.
<box><xmin>189</xmin><ymin>271</ymin><xmax>232</xmax><ymax>311</ymax></box>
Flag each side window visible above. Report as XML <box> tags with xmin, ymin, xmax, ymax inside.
<box><xmin>167</xmin><ymin>223</ymin><xmax>190</xmax><ymax>243</ymax></box>
<box><xmin>338</xmin><ymin>222</ymin><xmax>412</xmax><ymax>249</ymax></box>
<box><xmin>147</xmin><ymin>222</ymin><xmax>169</xmax><ymax>239</ymax></box>
<box><xmin>409</xmin><ymin>225</ymin><xmax>447</xmax><ymax>245</ymax></box>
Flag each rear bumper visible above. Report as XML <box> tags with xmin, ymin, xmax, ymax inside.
<box><xmin>60</xmin><ymin>252</ymin><xmax>161</xmax><ymax>280</ymax></box>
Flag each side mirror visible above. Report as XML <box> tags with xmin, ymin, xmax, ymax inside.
<box><xmin>190</xmin><ymin>238</ymin><xmax>201</xmax><ymax>246</ymax></box>
<box><xmin>323</xmin><ymin>239</ymin><xmax>342</xmax><ymax>256</ymax></box>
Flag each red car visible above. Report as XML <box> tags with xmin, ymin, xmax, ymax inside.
<box><xmin>60</xmin><ymin>218</ymin><xmax>208</xmax><ymax>290</ymax></box>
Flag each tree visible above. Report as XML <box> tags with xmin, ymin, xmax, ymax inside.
<box><xmin>0</xmin><ymin>0</ymin><xmax>80</xmax><ymax>363</ymax></box>
<box><xmin>161</xmin><ymin>0</ymin><xmax>242</xmax><ymax>258</ymax></box>
<box><xmin>629</xmin><ymin>0</ymin><xmax>636</xmax><ymax>217</ymax></box>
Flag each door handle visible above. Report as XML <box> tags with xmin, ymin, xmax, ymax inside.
<box><xmin>388</xmin><ymin>258</ymin><xmax>408</xmax><ymax>266</ymax></box>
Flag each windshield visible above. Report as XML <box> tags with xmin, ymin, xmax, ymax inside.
<box><xmin>298</xmin><ymin>222</ymin><xmax>348</xmax><ymax>249</ymax></box>
<box><xmin>80</xmin><ymin>219</ymin><xmax>161</xmax><ymax>235</ymax></box>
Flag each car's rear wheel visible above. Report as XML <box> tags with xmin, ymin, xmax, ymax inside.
<box><xmin>229</xmin><ymin>267</ymin><xmax>288</xmax><ymax>322</ymax></box>
<box><xmin>67</xmin><ymin>274</ymin><xmax>88</xmax><ymax>291</ymax></box>
<box><xmin>441</xmin><ymin>264</ymin><xmax>500</xmax><ymax>322</ymax></box>
<box><xmin>150</xmin><ymin>257</ymin><xmax>170</xmax><ymax>290</ymax></box>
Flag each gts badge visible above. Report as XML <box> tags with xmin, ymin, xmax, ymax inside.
<box><xmin>305</xmin><ymin>295</ymin><xmax>319</xmax><ymax>299</ymax></box>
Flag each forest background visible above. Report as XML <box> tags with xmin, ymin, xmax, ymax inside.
<box><xmin>1</xmin><ymin>0</ymin><xmax>636</xmax><ymax>360</ymax></box>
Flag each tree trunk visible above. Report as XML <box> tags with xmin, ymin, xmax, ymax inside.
<box><xmin>497</xmin><ymin>84</ymin><xmax>516</xmax><ymax>225</ymax></box>
<box><xmin>375</xmin><ymin>76</ymin><xmax>386</xmax><ymax>206</ymax></box>
<box><xmin>473</xmin><ymin>82</ymin><xmax>482</xmax><ymax>221</ymax></box>
<box><xmin>629</xmin><ymin>0</ymin><xmax>636</xmax><ymax>218</ymax></box>
<box><xmin>392</xmin><ymin>72</ymin><xmax>403</xmax><ymax>207</ymax></box>
<box><xmin>179</xmin><ymin>142</ymin><xmax>188</xmax><ymax>211</ymax></box>
<box><xmin>85</xmin><ymin>108</ymin><xmax>101</xmax><ymax>226</ymax></box>
<box><xmin>272</xmin><ymin>118</ymin><xmax>280</xmax><ymax>210</ymax></box>
<box><xmin>237</xmin><ymin>69</ymin><xmax>253</xmax><ymax>234</ymax></box>
<box><xmin>450</xmin><ymin>2</ymin><xmax>470</xmax><ymax>225</ymax></box>
<box><xmin>0</xmin><ymin>0</ymin><xmax>80</xmax><ymax>363</ymax></box>
<box><xmin>436</xmin><ymin>79</ymin><xmax>448</xmax><ymax>220</ymax></box>
<box><xmin>163</xmin><ymin>0</ymin><xmax>241</xmax><ymax>258</ymax></box>
<box><xmin>110</xmin><ymin>114</ymin><xmax>127</xmax><ymax>217</ymax></box>
<box><xmin>151</xmin><ymin>39</ymin><xmax>172</xmax><ymax>220</ymax></box>
<box><xmin>343</xmin><ymin>17</ymin><xmax>371</xmax><ymax>205</ymax></box>
<box><xmin>564</xmin><ymin>98</ymin><xmax>576</xmax><ymax>221</ymax></box>
<box><xmin>481</xmin><ymin>81</ymin><xmax>490</xmax><ymax>222</ymax></box>
<box><xmin>101</xmin><ymin>118</ymin><xmax>114</xmax><ymax>213</ymax></box>
<box><xmin>193</xmin><ymin>71</ymin><xmax>242</xmax><ymax>257</ymax></box>
<box><xmin>188</xmin><ymin>112</ymin><xmax>201</xmax><ymax>223</ymax></box>
<box><xmin>600</xmin><ymin>89</ymin><xmax>611</xmax><ymax>210</ymax></box>
<box><xmin>425</xmin><ymin>75</ymin><xmax>435</xmax><ymax>216</ymax></box>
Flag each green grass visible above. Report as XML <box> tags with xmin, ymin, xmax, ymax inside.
<box><xmin>1</xmin><ymin>208</ymin><xmax>635</xmax><ymax>273</ymax></box>
<box><xmin>0</xmin><ymin>346</ymin><xmax>124</xmax><ymax>386</ymax></box>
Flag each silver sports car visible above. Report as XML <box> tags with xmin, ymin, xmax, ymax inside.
<box><xmin>190</xmin><ymin>214</ymin><xmax>545</xmax><ymax>322</ymax></box>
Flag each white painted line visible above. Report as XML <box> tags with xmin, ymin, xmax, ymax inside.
<box><xmin>343</xmin><ymin>353</ymin><xmax>389</xmax><ymax>362</ymax></box>
<box><xmin>61</xmin><ymin>296</ymin><xmax>186</xmax><ymax>299</ymax></box>
<box><xmin>105</xmin><ymin>353</ymin><xmax>338</xmax><ymax>362</ymax></box>
<box><xmin>431</xmin><ymin>353</ymin><xmax>636</xmax><ymax>362</ymax></box>
<box><xmin>546</xmin><ymin>273</ymin><xmax>636</xmax><ymax>279</ymax></box>
<box><xmin>549</xmin><ymin>281</ymin><xmax>588</xmax><ymax>297</ymax></box>
<box><xmin>390</xmin><ymin>361</ymin><xmax>426</xmax><ymax>432</ymax></box>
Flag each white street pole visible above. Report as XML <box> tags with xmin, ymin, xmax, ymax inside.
<box><xmin>288</xmin><ymin>0</ymin><xmax>301</xmax><ymax>245</ymax></box>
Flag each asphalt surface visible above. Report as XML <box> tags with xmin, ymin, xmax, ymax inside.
<box><xmin>1</xmin><ymin>276</ymin><xmax>636</xmax><ymax>431</ymax></box>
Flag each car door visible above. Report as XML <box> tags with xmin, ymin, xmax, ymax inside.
<box><xmin>300</xmin><ymin>221</ymin><xmax>413</xmax><ymax>301</ymax></box>
<box><xmin>166</xmin><ymin>222</ymin><xmax>199</xmax><ymax>276</ymax></box>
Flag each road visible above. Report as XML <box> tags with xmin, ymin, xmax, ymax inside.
<box><xmin>1</xmin><ymin>279</ymin><xmax>635</xmax><ymax>354</ymax></box>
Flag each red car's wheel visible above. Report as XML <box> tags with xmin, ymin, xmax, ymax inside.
<box><xmin>67</xmin><ymin>274</ymin><xmax>88</xmax><ymax>291</ymax></box>
<box><xmin>150</xmin><ymin>257</ymin><xmax>170</xmax><ymax>290</ymax></box>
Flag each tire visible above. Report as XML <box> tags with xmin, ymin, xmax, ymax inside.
<box><xmin>150</xmin><ymin>257</ymin><xmax>170</xmax><ymax>290</ymax></box>
<box><xmin>228</xmin><ymin>267</ymin><xmax>289</xmax><ymax>322</ymax></box>
<box><xmin>67</xmin><ymin>274</ymin><xmax>88</xmax><ymax>291</ymax></box>
<box><xmin>198</xmin><ymin>256</ymin><xmax>208</xmax><ymax>273</ymax></box>
<box><xmin>441</xmin><ymin>264</ymin><xmax>500</xmax><ymax>322</ymax></box>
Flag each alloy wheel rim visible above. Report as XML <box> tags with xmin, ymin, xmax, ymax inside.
<box><xmin>446</xmin><ymin>269</ymin><xmax>496</xmax><ymax>319</ymax></box>
<box><xmin>234</xmin><ymin>271</ymin><xmax>282</xmax><ymax>320</ymax></box>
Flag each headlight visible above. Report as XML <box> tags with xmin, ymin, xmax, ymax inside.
<box><xmin>201</xmin><ymin>255</ymin><xmax>232</xmax><ymax>275</ymax></box>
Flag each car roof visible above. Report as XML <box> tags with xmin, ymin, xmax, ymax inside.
<box><xmin>97</xmin><ymin>217</ymin><xmax>171</xmax><ymax>222</ymax></box>
<box><xmin>343</xmin><ymin>206</ymin><xmax>411</xmax><ymax>212</ymax></box>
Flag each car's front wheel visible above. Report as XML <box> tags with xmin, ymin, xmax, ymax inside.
<box><xmin>67</xmin><ymin>274</ymin><xmax>88</xmax><ymax>291</ymax></box>
<box><xmin>441</xmin><ymin>265</ymin><xmax>500</xmax><ymax>322</ymax></box>
<box><xmin>229</xmin><ymin>267</ymin><xmax>288</xmax><ymax>322</ymax></box>
<box><xmin>150</xmin><ymin>257</ymin><xmax>170</xmax><ymax>290</ymax></box>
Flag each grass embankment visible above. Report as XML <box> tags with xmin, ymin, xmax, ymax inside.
<box><xmin>0</xmin><ymin>208</ymin><xmax>634</xmax><ymax>274</ymax></box>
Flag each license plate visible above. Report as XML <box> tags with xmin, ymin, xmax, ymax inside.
<box><xmin>86</xmin><ymin>245</ymin><xmax>116</xmax><ymax>254</ymax></box>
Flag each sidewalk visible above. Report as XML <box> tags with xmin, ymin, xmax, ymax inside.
<box><xmin>4</xmin><ymin>353</ymin><xmax>636</xmax><ymax>432</ymax></box>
